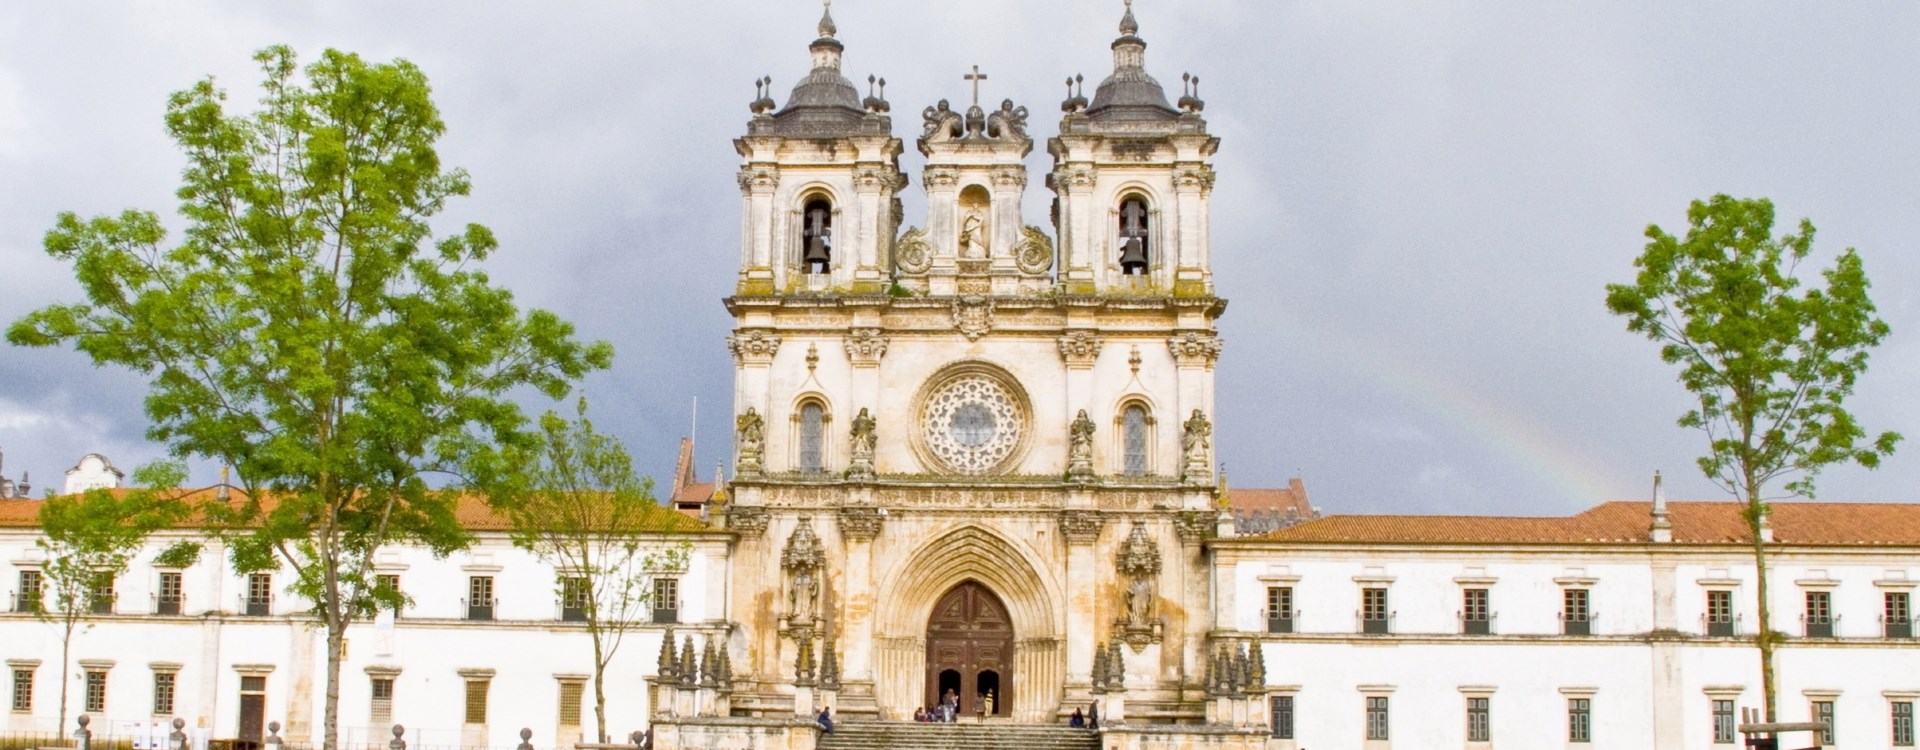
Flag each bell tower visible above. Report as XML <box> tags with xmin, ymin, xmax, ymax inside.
<box><xmin>1049</xmin><ymin>0</ymin><xmax>1219</xmax><ymax>297</ymax></box>
<box><xmin>734</xmin><ymin>3</ymin><xmax>905</xmax><ymax>296</ymax></box>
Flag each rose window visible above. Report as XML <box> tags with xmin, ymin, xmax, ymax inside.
<box><xmin>922</xmin><ymin>375</ymin><xmax>1024</xmax><ymax>474</ymax></box>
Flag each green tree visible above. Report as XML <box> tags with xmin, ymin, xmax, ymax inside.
<box><xmin>502</xmin><ymin>400</ymin><xmax>692</xmax><ymax>743</ymax></box>
<box><xmin>8</xmin><ymin>46</ymin><xmax>610</xmax><ymax>750</ymax></box>
<box><xmin>1605</xmin><ymin>194</ymin><xmax>1900</xmax><ymax>721</ymax></box>
<box><xmin>36</xmin><ymin>462</ymin><xmax>193</xmax><ymax>730</ymax></box>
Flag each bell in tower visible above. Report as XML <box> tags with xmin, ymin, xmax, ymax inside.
<box><xmin>802</xmin><ymin>199</ymin><xmax>833</xmax><ymax>274</ymax></box>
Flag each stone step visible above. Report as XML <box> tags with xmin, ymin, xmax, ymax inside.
<box><xmin>818</xmin><ymin>722</ymin><xmax>1100</xmax><ymax>750</ymax></box>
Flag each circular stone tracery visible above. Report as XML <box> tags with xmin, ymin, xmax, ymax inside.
<box><xmin>921</xmin><ymin>374</ymin><xmax>1025</xmax><ymax>475</ymax></box>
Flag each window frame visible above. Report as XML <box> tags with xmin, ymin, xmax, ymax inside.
<box><xmin>1811</xmin><ymin>699</ymin><xmax>1835</xmax><ymax>745</ymax></box>
<box><xmin>1361</xmin><ymin>587</ymin><xmax>1389</xmax><ymax>634</ymax></box>
<box><xmin>652</xmin><ymin>577</ymin><xmax>681</xmax><ymax>624</ymax></box>
<box><xmin>1568</xmin><ymin>697</ymin><xmax>1592</xmax><ymax>743</ymax></box>
<box><xmin>10</xmin><ymin>668</ymin><xmax>31</xmax><ymax>713</ymax></box>
<box><xmin>797</xmin><ymin>401</ymin><xmax>826</xmax><ymax>474</ymax></box>
<box><xmin>370</xmin><ymin>676</ymin><xmax>395</xmax><ymax>726</ymax></box>
<box><xmin>1706</xmin><ymin>589</ymin><xmax>1736</xmax><ymax>637</ymax></box>
<box><xmin>467</xmin><ymin>576</ymin><xmax>495</xmax><ymax>621</ymax></box>
<box><xmin>245</xmin><ymin>573</ymin><xmax>273</xmax><ymax>616</ymax></box>
<box><xmin>1364</xmin><ymin>695</ymin><xmax>1390</xmax><ymax>741</ymax></box>
<box><xmin>1896</xmin><ymin>700</ymin><xmax>1916</xmax><ymax>747</ymax></box>
<box><xmin>1462</xmin><ymin>588</ymin><xmax>1491</xmax><ymax>635</ymax></box>
<box><xmin>463</xmin><ymin>678</ymin><xmax>490</xmax><ymax>725</ymax></box>
<box><xmin>84</xmin><ymin>669</ymin><xmax>107</xmax><ymax>714</ymax></box>
<box><xmin>16</xmin><ymin>570</ymin><xmax>43</xmax><ymax>613</ymax></box>
<box><xmin>1562</xmin><ymin>588</ymin><xmax>1592</xmax><ymax>635</ymax></box>
<box><xmin>1465</xmin><ymin>696</ymin><xmax>1490</xmax><ymax>742</ymax></box>
<box><xmin>1265</xmin><ymin>586</ymin><xmax>1293</xmax><ymax>634</ymax></box>
<box><xmin>1120</xmin><ymin>404</ymin><xmax>1150</xmax><ymax>478</ymax></box>
<box><xmin>157</xmin><ymin>571</ymin><xmax>184</xmax><ymax>616</ymax></box>
<box><xmin>1711</xmin><ymin>699</ymin><xmax>1736</xmax><ymax>744</ymax></box>
<box><xmin>152</xmin><ymin>671</ymin><xmax>176</xmax><ymax>716</ymax></box>
<box><xmin>1889</xmin><ymin>592</ymin><xmax>1914</xmax><ymax>638</ymax></box>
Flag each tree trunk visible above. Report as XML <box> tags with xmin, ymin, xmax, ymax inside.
<box><xmin>1748</xmin><ymin>486</ymin><xmax>1778</xmax><ymax>723</ymax></box>
<box><xmin>592</xmin><ymin>627</ymin><xmax>609</xmax><ymax>743</ymax></box>
<box><xmin>325</xmin><ymin>610</ymin><xmax>346</xmax><ymax>750</ymax></box>
<box><xmin>58</xmin><ymin>616</ymin><xmax>74</xmax><ymax>733</ymax></box>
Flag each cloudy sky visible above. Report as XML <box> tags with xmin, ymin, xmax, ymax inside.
<box><xmin>2</xmin><ymin>2</ymin><xmax>1916</xmax><ymax>515</ymax></box>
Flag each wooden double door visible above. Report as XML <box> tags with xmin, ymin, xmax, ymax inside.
<box><xmin>925</xmin><ymin>581</ymin><xmax>1013</xmax><ymax>716</ymax></box>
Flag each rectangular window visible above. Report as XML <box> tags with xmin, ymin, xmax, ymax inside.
<box><xmin>1266</xmin><ymin>586</ymin><xmax>1293</xmax><ymax>634</ymax></box>
<box><xmin>467</xmin><ymin>576</ymin><xmax>494</xmax><ymax>621</ymax></box>
<box><xmin>370</xmin><ymin>677</ymin><xmax>394</xmax><ymax>726</ymax></box>
<box><xmin>1361</xmin><ymin>588</ymin><xmax>1389</xmax><ymax>634</ymax></box>
<box><xmin>464</xmin><ymin>680</ymin><xmax>489</xmax><ymax>725</ymax></box>
<box><xmin>1811</xmin><ymin>699</ymin><xmax>1835</xmax><ymax>745</ymax></box>
<box><xmin>16</xmin><ymin>570</ymin><xmax>42</xmax><ymax>613</ymax></box>
<box><xmin>561</xmin><ymin>577</ymin><xmax>590</xmax><ymax>622</ymax></box>
<box><xmin>1462</xmin><ymin>588</ymin><xmax>1490</xmax><ymax>635</ymax></box>
<box><xmin>10</xmin><ymin>669</ymin><xmax>30</xmax><ymax>713</ymax></box>
<box><xmin>1268</xmin><ymin>695</ymin><xmax>1293</xmax><ymax>739</ymax></box>
<box><xmin>1466</xmin><ymin>696</ymin><xmax>1490</xmax><ymax>742</ymax></box>
<box><xmin>652</xmin><ymin>577</ymin><xmax>679</xmax><ymax>624</ymax></box>
<box><xmin>240</xmin><ymin>675</ymin><xmax>266</xmax><ymax>693</ymax></box>
<box><xmin>152</xmin><ymin>672</ymin><xmax>175</xmax><ymax>716</ymax></box>
<box><xmin>85</xmin><ymin>670</ymin><xmax>107</xmax><ymax>713</ymax></box>
<box><xmin>1804</xmin><ymin>591</ymin><xmax>1832</xmax><ymax>637</ymax></box>
<box><xmin>1568</xmin><ymin>698</ymin><xmax>1591</xmax><ymax>743</ymax></box>
<box><xmin>559</xmin><ymin>681</ymin><xmax>584</xmax><ymax>728</ymax></box>
<box><xmin>1896</xmin><ymin>701</ymin><xmax>1916</xmax><ymax>747</ymax></box>
<box><xmin>1365</xmin><ymin>696</ymin><xmax>1390</xmax><ymax>740</ymax></box>
<box><xmin>1706</xmin><ymin>590</ymin><xmax>1735</xmax><ymax>636</ymax></box>
<box><xmin>246</xmin><ymin>573</ymin><xmax>273</xmax><ymax>616</ymax></box>
<box><xmin>376</xmin><ymin>574</ymin><xmax>402</xmax><ymax>613</ymax></box>
<box><xmin>1889</xmin><ymin>592</ymin><xmax>1914</xmax><ymax>638</ymax></box>
<box><xmin>1711</xmin><ymin>699</ymin><xmax>1735</xmax><ymax>744</ymax></box>
<box><xmin>158</xmin><ymin>572</ymin><xmax>184</xmax><ymax>616</ymax></box>
<box><xmin>1563</xmin><ymin>589</ymin><xmax>1592</xmax><ymax>635</ymax></box>
<box><xmin>88</xmin><ymin>572</ymin><xmax>115</xmax><ymax>615</ymax></box>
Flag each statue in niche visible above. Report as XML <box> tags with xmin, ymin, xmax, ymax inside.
<box><xmin>791</xmin><ymin>567</ymin><xmax>818</xmax><ymax>621</ymax></box>
<box><xmin>921</xmin><ymin>99</ymin><xmax>963</xmax><ymax>142</ymax></box>
<box><xmin>960</xmin><ymin>210</ymin><xmax>988</xmax><ymax>259</ymax></box>
<box><xmin>1126</xmin><ymin>576</ymin><xmax>1154</xmax><ymax>626</ymax></box>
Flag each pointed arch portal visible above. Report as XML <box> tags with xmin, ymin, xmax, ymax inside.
<box><xmin>926</xmin><ymin>581</ymin><xmax>1013</xmax><ymax>716</ymax></box>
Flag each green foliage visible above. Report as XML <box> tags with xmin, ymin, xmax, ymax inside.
<box><xmin>499</xmin><ymin>398</ymin><xmax>689</xmax><ymax>742</ymax></box>
<box><xmin>1605</xmin><ymin>194</ymin><xmax>1900</xmax><ymax>503</ymax></box>
<box><xmin>8</xmin><ymin>45</ymin><xmax>609</xmax><ymax>750</ymax></box>
<box><xmin>152</xmin><ymin>541</ymin><xmax>203</xmax><ymax>569</ymax></box>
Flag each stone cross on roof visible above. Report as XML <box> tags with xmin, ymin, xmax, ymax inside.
<box><xmin>964</xmin><ymin>65</ymin><xmax>988</xmax><ymax>108</ymax></box>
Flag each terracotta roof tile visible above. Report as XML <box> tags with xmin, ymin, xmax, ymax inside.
<box><xmin>1256</xmin><ymin>500</ymin><xmax>1920</xmax><ymax>546</ymax></box>
<box><xmin>0</xmin><ymin>487</ymin><xmax>711</xmax><ymax>534</ymax></box>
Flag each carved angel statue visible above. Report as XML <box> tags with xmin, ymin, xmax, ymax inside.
<box><xmin>987</xmin><ymin>98</ymin><xmax>1029</xmax><ymax>141</ymax></box>
<box><xmin>1126</xmin><ymin>576</ymin><xmax>1155</xmax><ymax>626</ymax></box>
<box><xmin>960</xmin><ymin>211</ymin><xmax>988</xmax><ymax>258</ymax></box>
<box><xmin>921</xmin><ymin>99</ymin><xmax>963</xmax><ymax>141</ymax></box>
<box><xmin>736</xmin><ymin>408</ymin><xmax>766</xmax><ymax>474</ymax></box>
<box><xmin>850</xmin><ymin>408</ymin><xmax>877</xmax><ymax>457</ymax></box>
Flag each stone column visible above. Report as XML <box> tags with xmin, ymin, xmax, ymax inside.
<box><xmin>990</xmin><ymin>167</ymin><xmax>1026</xmax><ymax>270</ymax></box>
<box><xmin>727</xmin><ymin>332</ymin><xmax>781</xmax><ymax>474</ymax></box>
<box><xmin>739</xmin><ymin>166</ymin><xmax>779</xmax><ymax>293</ymax></box>
<box><xmin>1055</xmin><ymin>165</ymin><xmax>1097</xmax><ymax>293</ymax></box>
<box><xmin>1175</xmin><ymin>513</ymin><xmax>1214</xmax><ymax>695</ymax></box>
<box><xmin>853</xmin><ymin>166</ymin><xmax>887</xmax><ymax>291</ymax></box>
<box><xmin>1060</xmin><ymin>510</ymin><xmax>1104</xmax><ymax>697</ymax></box>
<box><xmin>1058</xmin><ymin>332</ymin><xmax>1102</xmax><ymax>438</ymax></box>
<box><xmin>836</xmin><ymin>505</ymin><xmax>883</xmax><ymax>717</ymax></box>
<box><xmin>1171</xmin><ymin>166</ymin><xmax>1213</xmax><ymax>290</ymax></box>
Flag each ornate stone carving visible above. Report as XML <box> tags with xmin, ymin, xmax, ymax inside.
<box><xmin>837</xmin><ymin>505</ymin><xmax>883</xmax><ymax>541</ymax></box>
<box><xmin>844</xmin><ymin>328</ymin><xmax>889</xmax><ymax>366</ymax></box>
<box><xmin>736</xmin><ymin>166</ymin><xmax>779</xmax><ymax>195</ymax></box>
<box><xmin>726</xmin><ymin>506</ymin><xmax>769</xmax><ymax>537</ymax></box>
<box><xmin>1115</xmin><ymin>524</ymin><xmax>1164</xmax><ymax>651</ymax></box>
<box><xmin>895</xmin><ymin>227</ymin><xmax>932</xmax><ymax>275</ymax></box>
<box><xmin>960</xmin><ymin>210</ymin><xmax>989</xmax><ymax>259</ymax></box>
<box><xmin>1166</xmin><ymin>332</ymin><xmax>1222</xmax><ymax>367</ymax></box>
<box><xmin>1015</xmin><ymin>225</ymin><xmax>1053</xmax><ymax>274</ymax></box>
<box><xmin>986</xmin><ymin>100</ymin><xmax>1029</xmax><ymax>142</ymax></box>
<box><xmin>1174</xmin><ymin>510</ymin><xmax>1216</xmax><ymax>543</ymax></box>
<box><xmin>818</xmin><ymin>621</ymin><xmax>841</xmax><ymax>689</ymax></box>
<box><xmin>1057</xmin><ymin>331</ymin><xmax>1103</xmax><ymax>367</ymax></box>
<box><xmin>793</xmin><ymin>630</ymin><xmax>817</xmax><ymax>687</ymax></box>
<box><xmin>782</xmin><ymin>517</ymin><xmax>826</xmax><ymax>623</ymax></box>
<box><xmin>1053</xmin><ymin>166</ymin><xmax>1097</xmax><ymax>191</ymax></box>
<box><xmin>657</xmin><ymin>627</ymin><xmax>680</xmax><ymax>685</ymax></box>
<box><xmin>989</xmin><ymin>166</ymin><xmax>1027</xmax><ymax>190</ymax></box>
<box><xmin>923</xmin><ymin>167</ymin><xmax>961</xmax><ymax>190</ymax></box>
<box><xmin>853</xmin><ymin>167</ymin><xmax>893</xmax><ymax>191</ymax></box>
<box><xmin>1059</xmin><ymin>509</ymin><xmax>1104</xmax><ymax>544</ymax></box>
<box><xmin>951</xmin><ymin>297</ymin><xmax>994</xmax><ymax>340</ymax></box>
<box><xmin>921</xmin><ymin>100</ymin><xmax>963</xmax><ymax>143</ymax></box>
<box><xmin>1066</xmin><ymin>409</ymin><xmax>1096</xmax><ymax>483</ymax></box>
<box><xmin>1172</xmin><ymin>166</ymin><xmax>1217</xmax><ymax>191</ymax></box>
<box><xmin>845</xmin><ymin>408</ymin><xmax>877</xmax><ymax>482</ymax></box>
<box><xmin>1180</xmin><ymin>409</ymin><xmax>1213</xmax><ymax>484</ymax></box>
<box><xmin>727</xmin><ymin>330</ymin><xmax>782</xmax><ymax>365</ymax></box>
<box><xmin>734</xmin><ymin>408</ymin><xmax>765</xmax><ymax>477</ymax></box>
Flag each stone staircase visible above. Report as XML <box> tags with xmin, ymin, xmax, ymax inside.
<box><xmin>817</xmin><ymin>721</ymin><xmax>1100</xmax><ymax>750</ymax></box>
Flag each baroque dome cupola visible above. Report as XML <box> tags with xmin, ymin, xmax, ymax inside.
<box><xmin>750</xmin><ymin>0</ymin><xmax>888</xmax><ymax>136</ymax></box>
<box><xmin>1086</xmin><ymin>0</ymin><xmax>1178</xmax><ymax>121</ymax></box>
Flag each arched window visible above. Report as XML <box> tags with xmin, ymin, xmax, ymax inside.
<box><xmin>802</xmin><ymin>198</ymin><xmax>833</xmax><ymax>274</ymax></box>
<box><xmin>1122</xmin><ymin>405</ymin><xmax>1149</xmax><ymax>477</ymax></box>
<box><xmin>798</xmin><ymin>402</ymin><xmax>825</xmax><ymax>473</ymax></box>
<box><xmin>1117</xmin><ymin>195</ymin><xmax>1151</xmax><ymax>275</ymax></box>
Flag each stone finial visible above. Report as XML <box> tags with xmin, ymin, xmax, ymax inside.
<box><xmin>1107</xmin><ymin>641</ymin><xmax>1126</xmax><ymax>690</ymax></box>
<box><xmin>170</xmin><ymin>718</ymin><xmax>188</xmax><ymax>750</ymax></box>
<box><xmin>1091</xmin><ymin>641</ymin><xmax>1110</xmax><ymax>694</ymax></box>
<box><xmin>658</xmin><ymin>628</ymin><xmax>679</xmax><ymax>684</ymax></box>
<box><xmin>1649</xmin><ymin>470</ymin><xmax>1673</xmax><ymax>543</ymax></box>
<box><xmin>517</xmin><ymin>728</ymin><xmax>533</xmax><ymax>750</ymax></box>
<box><xmin>699</xmin><ymin>638</ymin><xmax>718</xmax><ymax>688</ymax></box>
<box><xmin>75</xmin><ymin>714</ymin><xmax>92</xmax><ymax>750</ymax></box>
<box><xmin>680</xmin><ymin>635</ymin><xmax>698</xmax><ymax>683</ymax></box>
<box><xmin>389</xmin><ymin>724</ymin><xmax>407</xmax><ymax>750</ymax></box>
<box><xmin>266</xmin><ymin>721</ymin><xmax>282</xmax><ymax>749</ymax></box>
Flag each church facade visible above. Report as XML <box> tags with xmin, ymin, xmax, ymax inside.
<box><xmin>706</xmin><ymin>0</ymin><xmax>1230</xmax><ymax>731</ymax></box>
<box><xmin>2</xmin><ymin>5</ymin><xmax>1918</xmax><ymax>750</ymax></box>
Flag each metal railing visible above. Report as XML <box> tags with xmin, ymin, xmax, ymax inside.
<box><xmin>1266</xmin><ymin>612</ymin><xmax>1294</xmax><ymax>634</ymax></box>
<box><xmin>1558</xmin><ymin>611</ymin><xmax>1598</xmax><ymax>636</ymax></box>
<box><xmin>1884</xmin><ymin>615</ymin><xmax>1914</xmax><ymax>639</ymax></box>
<box><xmin>1801</xmin><ymin>612</ymin><xmax>1839</xmax><ymax>638</ymax></box>
<box><xmin>462</xmin><ymin>597</ymin><xmax>495</xmax><ymax>622</ymax></box>
<box><xmin>1702</xmin><ymin>613</ymin><xmax>1741</xmax><ymax>638</ymax></box>
<box><xmin>1457</xmin><ymin>611</ymin><xmax>1497</xmax><ymax>636</ymax></box>
<box><xmin>1356</xmin><ymin>610</ymin><xmax>1395</xmax><ymax>635</ymax></box>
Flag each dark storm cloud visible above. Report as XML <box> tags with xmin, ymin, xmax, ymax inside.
<box><xmin>2</xmin><ymin>1</ymin><xmax>1915</xmax><ymax>512</ymax></box>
